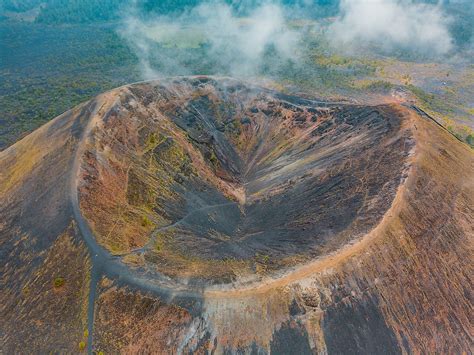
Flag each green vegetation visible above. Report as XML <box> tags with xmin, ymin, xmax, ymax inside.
<box><xmin>406</xmin><ymin>84</ymin><xmax>474</xmax><ymax>146</ymax></box>
<box><xmin>0</xmin><ymin>15</ymin><xmax>471</xmax><ymax>150</ymax></box>
<box><xmin>254</xmin><ymin>252</ymin><xmax>271</xmax><ymax>274</ymax></box>
<box><xmin>78</xmin><ymin>341</ymin><xmax>86</xmax><ymax>351</ymax></box>
<box><xmin>1</xmin><ymin>0</ymin><xmax>207</xmax><ymax>24</ymax></box>
<box><xmin>154</xmin><ymin>229</ymin><xmax>176</xmax><ymax>252</ymax></box>
<box><xmin>144</xmin><ymin>132</ymin><xmax>166</xmax><ymax>153</ymax></box>
<box><xmin>466</xmin><ymin>134</ymin><xmax>474</xmax><ymax>147</ymax></box>
<box><xmin>353</xmin><ymin>80</ymin><xmax>394</xmax><ymax>93</ymax></box>
<box><xmin>0</xmin><ymin>22</ymin><xmax>139</xmax><ymax>149</ymax></box>
<box><xmin>407</xmin><ymin>84</ymin><xmax>450</xmax><ymax>114</ymax></box>
<box><xmin>53</xmin><ymin>277</ymin><xmax>65</xmax><ymax>288</ymax></box>
<box><xmin>209</xmin><ymin>151</ymin><xmax>218</xmax><ymax>166</ymax></box>
<box><xmin>148</xmin><ymin>133</ymin><xmax>158</xmax><ymax>146</ymax></box>
<box><xmin>255</xmin><ymin>252</ymin><xmax>270</xmax><ymax>264</ymax></box>
<box><xmin>141</xmin><ymin>215</ymin><xmax>153</xmax><ymax>227</ymax></box>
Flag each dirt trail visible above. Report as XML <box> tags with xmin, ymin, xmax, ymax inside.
<box><xmin>66</xmin><ymin>83</ymin><xmax>423</xmax><ymax>355</ymax></box>
<box><xmin>128</xmin><ymin>201</ymin><xmax>238</xmax><ymax>255</ymax></box>
<box><xmin>69</xmin><ymin>91</ymin><xmax>206</xmax><ymax>353</ymax></box>
<box><xmin>70</xmin><ymin>87</ymin><xmax>416</xmax><ymax>298</ymax></box>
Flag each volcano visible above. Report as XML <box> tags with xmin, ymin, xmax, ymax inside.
<box><xmin>1</xmin><ymin>77</ymin><xmax>472</xmax><ymax>353</ymax></box>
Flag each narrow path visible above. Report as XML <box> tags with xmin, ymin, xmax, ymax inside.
<box><xmin>86</xmin><ymin>261</ymin><xmax>101</xmax><ymax>354</ymax></box>
<box><xmin>67</xmin><ymin>86</ymin><xmax>418</xmax><ymax>353</ymax></box>
<box><xmin>128</xmin><ymin>201</ymin><xmax>237</xmax><ymax>255</ymax></box>
<box><xmin>68</xmin><ymin>95</ymin><xmax>211</xmax><ymax>352</ymax></box>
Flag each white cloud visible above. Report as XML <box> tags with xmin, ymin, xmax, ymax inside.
<box><xmin>119</xmin><ymin>0</ymin><xmax>457</xmax><ymax>80</ymax></box>
<box><xmin>119</xmin><ymin>1</ymin><xmax>301</xmax><ymax>79</ymax></box>
<box><xmin>329</xmin><ymin>0</ymin><xmax>453</xmax><ymax>55</ymax></box>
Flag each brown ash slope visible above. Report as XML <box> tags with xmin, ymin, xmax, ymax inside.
<box><xmin>79</xmin><ymin>77</ymin><xmax>413</xmax><ymax>284</ymax></box>
<box><xmin>0</xmin><ymin>76</ymin><xmax>472</xmax><ymax>353</ymax></box>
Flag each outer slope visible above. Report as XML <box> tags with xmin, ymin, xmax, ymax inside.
<box><xmin>0</xmin><ymin>77</ymin><xmax>472</xmax><ymax>354</ymax></box>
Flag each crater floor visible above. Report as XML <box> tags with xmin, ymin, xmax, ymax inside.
<box><xmin>78</xmin><ymin>77</ymin><xmax>414</xmax><ymax>284</ymax></box>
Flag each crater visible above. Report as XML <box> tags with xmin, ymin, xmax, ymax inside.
<box><xmin>77</xmin><ymin>76</ymin><xmax>414</xmax><ymax>285</ymax></box>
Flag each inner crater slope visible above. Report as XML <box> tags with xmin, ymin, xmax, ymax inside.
<box><xmin>78</xmin><ymin>76</ymin><xmax>414</xmax><ymax>283</ymax></box>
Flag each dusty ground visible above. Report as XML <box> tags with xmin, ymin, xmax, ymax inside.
<box><xmin>78</xmin><ymin>77</ymin><xmax>414</xmax><ymax>284</ymax></box>
<box><xmin>0</xmin><ymin>76</ymin><xmax>472</xmax><ymax>353</ymax></box>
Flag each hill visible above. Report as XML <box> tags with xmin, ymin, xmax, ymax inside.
<box><xmin>0</xmin><ymin>77</ymin><xmax>472</xmax><ymax>353</ymax></box>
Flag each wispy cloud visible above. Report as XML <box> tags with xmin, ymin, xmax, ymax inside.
<box><xmin>118</xmin><ymin>1</ymin><xmax>301</xmax><ymax>79</ymax></box>
<box><xmin>328</xmin><ymin>0</ymin><xmax>453</xmax><ymax>55</ymax></box>
<box><xmin>118</xmin><ymin>0</ymin><xmax>456</xmax><ymax>81</ymax></box>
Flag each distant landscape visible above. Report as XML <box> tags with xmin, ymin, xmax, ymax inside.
<box><xmin>1</xmin><ymin>0</ymin><xmax>473</xmax><ymax>150</ymax></box>
<box><xmin>1</xmin><ymin>1</ymin><xmax>473</xmax><ymax>353</ymax></box>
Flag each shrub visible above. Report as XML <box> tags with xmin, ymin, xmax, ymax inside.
<box><xmin>365</xmin><ymin>80</ymin><xmax>394</xmax><ymax>92</ymax></box>
<box><xmin>466</xmin><ymin>134</ymin><xmax>474</xmax><ymax>148</ymax></box>
<box><xmin>78</xmin><ymin>341</ymin><xmax>86</xmax><ymax>351</ymax></box>
<box><xmin>209</xmin><ymin>151</ymin><xmax>218</xmax><ymax>165</ymax></box>
<box><xmin>141</xmin><ymin>215</ymin><xmax>152</xmax><ymax>227</ymax></box>
<box><xmin>53</xmin><ymin>277</ymin><xmax>65</xmax><ymax>288</ymax></box>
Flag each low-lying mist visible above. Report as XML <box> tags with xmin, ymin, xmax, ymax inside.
<box><xmin>118</xmin><ymin>0</ymin><xmax>466</xmax><ymax>81</ymax></box>
<box><xmin>119</xmin><ymin>1</ymin><xmax>302</xmax><ymax>79</ymax></box>
<box><xmin>329</xmin><ymin>0</ymin><xmax>453</xmax><ymax>56</ymax></box>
